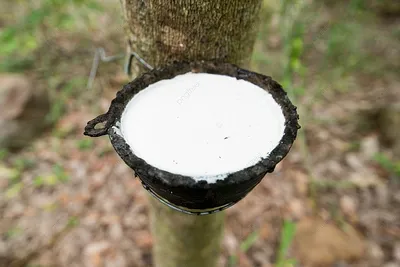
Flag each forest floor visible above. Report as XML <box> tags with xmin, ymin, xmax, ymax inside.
<box><xmin>1</xmin><ymin>0</ymin><xmax>400</xmax><ymax>267</ymax></box>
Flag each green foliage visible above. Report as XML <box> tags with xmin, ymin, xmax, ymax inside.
<box><xmin>33</xmin><ymin>164</ymin><xmax>70</xmax><ymax>187</ymax></box>
<box><xmin>312</xmin><ymin>179</ymin><xmax>356</xmax><ymax>189</ymax></box>
<box><xmin>13</xmin><ymin>157</ymin><xmax>37</xmax><ymax>171</ymax></box>
<box><xmin>325</xmin><ymin>22</ymin><xmax>362</xmax><ymax>71</ymax></box>
<box><xmin>228</xmin><ymin>230</ymin><xmax>260</xmax><ymax>267</ymax></box>
<box><xmin>33</xmin><ymin>176</ymin><xmax>45</xmax><ymax>187</ymax></box>
<box><xmin>67</xmin><ymin>216</ymin><xmax>79</xmax><ymax>227</ymax></box>
<box><xmin>46</xmin><ymin>77</ymin><xmax>86</xmax><ymax>124</ymax></box>
<box><xmin>6</xmin><ymin>182</ymin><xmax>23</xmax><ymax>198</ymax></box>
<box><xmin>77</xmin><ymin>138</ymin><xmax>94</xmax><ymax>150</ymax></box>
<box><xmin>279</xmin><ymin>0</ymin><xmax>307</xmax><ymax>100</ymax></box>
<box><xmin>276</xmin><ymin>220</ymin><xmax>297</xmax><ymax>267</ymax></box>
<box><xmin>2</xmin><ymin>160</ymin><xmax>25</xmax><ymax>191</ymax></box>
<box><xmin>53</xmin><ymin>163</ymin><xmax>70</xmax><ymax>182</ymax></box>
<box><xmin>347</xmin><ymin>141</ymin><xmax>361</xmax><ymax>152</ymax></box>
<box><xmin>373</xmin><ymin>153</ymin><xmax>400</xmax><ymax>178</ymax></box>
<box><xmin>46</xmin><ymin>100</ymin><xmax>66</xmax><ymax>124</ymax></box>
<box><xmin>0</xmin><ymin>57</ymin><xmax>36</xmax><ymax>73</ymax></box>
<box><xmin>0</xmin><ymin>0</ymin><xmax>102</xmax><ymax>72</ymax></box>
<box><xmin>2</xmin><ymin>165</ymin><xmax>20</xmax><ymax>183</ymax></box>
<box><xmin>349</xmin><ymin>0</ymin><xmax>367</xmax><ymax>12</ymax></box>
<box><xmin>252</xmin><ymin>51</ymin><xmax>271</xmax><ymax>65</ymax></box>
<box><xmin>0</xmin><ymin>149</ymin><xmax>9</xmax><ymax>161</ymax></box>
<box><xmin>43</xmin><ymin>201</ymin><xmax>58</xmax><ymax>211</ymax></box>
<box><xmin>33</xmin><ymin>175</ymin><xmax>63</xmax><ymax>187</ymax></box>
<box><xmin>63</xmin><ymin>77</ymin><xmax>87</xmax><ymax>97</ymax></box>
<box><xmin>5</xmin><ymin>226</ymin><xmax>23</xmax><ymax>239</ymax></box>
<box><xmin>5</xmin><ymin>157</ymin><xmax>37</xmax><ymax>186</ymax></box>
<box><xmin>393</xmin><ymin>27</ymin><xmax>400</xmax><ymax>40</ymax></box>
<box><xmin>240</xmin><ymin>230</ymin><xmax>259</xmax><ymax>252</ymax></box>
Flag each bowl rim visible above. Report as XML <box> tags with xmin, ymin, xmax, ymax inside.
<box><xmin>84</xmin><ymin>60</ymin><xmax>300</xmax><ymax>207</ymax></box>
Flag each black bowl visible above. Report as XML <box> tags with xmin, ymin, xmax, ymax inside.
<box><xmin>84</xmin><ymin>61</ymin><xmax>300</xmax><ymax>215</ymax></box>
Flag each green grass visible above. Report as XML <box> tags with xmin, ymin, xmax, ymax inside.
<box><xmin>0</xmin><ymin>0</ymin><xmax>103</xmax><ymax>72</ymax></box>
<box><xmin>259</xmin><ymin>7</ymin><xmax>302</xmax><ymax>263</ymax></box>
<box><xmin>373</xmin><ymin>153</ymin><xmax>400</xmax><ymax>179</ymax></box>
<box><xmin>2</xmin><ymin>165</ymin><xmax>21</xmax><ymax>183</ymax></box>
<box><xmin>33</xmin><ymin>175</ymin><xmax>59</xmax><ymax>187</ymax></box>
<box><xmin>5</xmin><ymin>226</ymin><xmax>23</xmax><ymax>239</ymax></box>
<box><xmin>312</xmin><ymin>180</ymin><xmax>357</xmax><ymax>190</ymax></box>
<box><xmin>76</xmin><ymin>138</ymin><xmax>94</xmax><ymax>150</ymax></box>
<box><xmin>33</xmin><ymin>164</ymin><xmax>69</xmax><ymax>187</ymax></box>
<box><xmin>3</xmin><ymin>157</ymin><xmax>38</xmax><ymax>198</ymax></box>
<box><xmin>276</xmin><ymin>220</ymin><xmax>296</xmax><ymax>267</ymax></box>
<box><xmin>46</xmin><ymin>78</ymin><xmax>87</xmax><ymax>124</ymax></box>
<box><xmin>240</xmin><ymin>230</ymin><xmax>259</xmax><ymax>252</ymax></box>
<box><xmin>0</xmin><ymin>149</ymin><xmax>8</xmax><ymax>161</ymax></box>
<box><xmin>12</xmin><ymin>157</ymin><xmax>37</xmax><ymax>171</ymax></box>
<box><xmin>228</xmin><ymin>230</ymin><xmax>259</xmax><ymax>267</ymax></box>
<box><xmin>227</xmin><ymin>223</ymin><xmax>296</xmax><ymax>267</ymax></box>
<box><xmin>67</xmin><ymin>216</ymin><xmax>79</xmax><ymax>227</ymax></box>
<box><xmin>6</xmin><ymin>182</ymin><xmax>23</xmax><ymax>198</ymax></box>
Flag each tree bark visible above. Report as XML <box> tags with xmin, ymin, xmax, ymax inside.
<box><xmin>148</xmin><ymin>197</ymin><xmax>225</xmax><ymax>267</ymax></box>
<box><xmin>120</xmin><ymin>0</ymin><xmax>262</xmax><ymax>71</ymax></box>
<box><xmin>119</xmin><ymin>1</ymin><xmax>262</xmax><ymax>267</ymax></box>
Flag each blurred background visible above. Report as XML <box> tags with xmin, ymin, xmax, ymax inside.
<box><xmin>0</xmin><ymin>0</ymin><xmax>399</xmax><ymax>266</ymax></box>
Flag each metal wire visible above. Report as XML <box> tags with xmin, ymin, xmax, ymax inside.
<box><xmin>125</xmin><ymin>52</ymin><xmax>154</xmax><ymax>76</ymax></box>
<box><xmin>87</xmin><ymin>47</ymin><xmax>153</xmax><ymax>89</ymax></box>
<box><xmin>141</xmin><ymin>182</ymin><xmax>236</xmax><ymax>215</ymax></box>
<box><xmin>87</xmin><ymin>47</ymin><xmax>125</xmax><ymax>89</ymax></box>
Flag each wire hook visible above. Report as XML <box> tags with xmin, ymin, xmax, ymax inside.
<box><xmin>124</xmin><ymin>51</ymin><xmax>154</xmax><ymax>76</ymax></box>
<box><xmin>87</xmin><ymin>47</ymin><xmax>153</xmax><ymax>90</ymax></box>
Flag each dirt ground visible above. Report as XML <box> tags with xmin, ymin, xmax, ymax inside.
<box><xmin>1</xmin><ymin>1</ymin><xmax>399</xmax><ymax>267</ymax></box>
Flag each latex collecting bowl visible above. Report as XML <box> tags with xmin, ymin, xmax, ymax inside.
<box><xmin>84</xmin><ymin>61</ymin><xmax>300</xmax><ymax>215</ymax></box>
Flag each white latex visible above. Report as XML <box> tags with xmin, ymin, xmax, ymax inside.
<box><xmin>120</xmin><ymin>73</ymin><xmax>285</xmax><ymax>183</ymax></box>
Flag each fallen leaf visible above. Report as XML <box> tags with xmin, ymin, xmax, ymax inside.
<box><xmin>293</xmin><ymin>217</ymin><xmax>365</xmax><ymax>267</ymax></box>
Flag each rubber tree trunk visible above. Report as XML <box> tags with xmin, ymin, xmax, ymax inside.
<box><xmin>119</xmin><ymin>1</ymin><xmax>263</xmax><ymax>267</ymax></box>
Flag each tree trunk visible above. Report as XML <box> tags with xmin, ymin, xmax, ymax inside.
<box><xmin>119</xmin><ymin>1</ymin><xmax>263</xmax><ymax>267</ymax></box>
<box><xmin>120</xmin><ymin>0</ymin><xmax>262</xmax><ymax>72</ymax></box>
